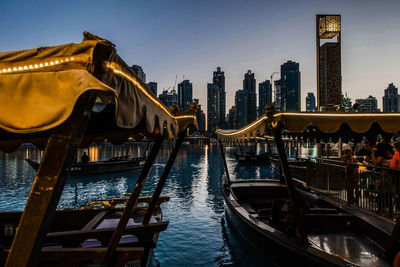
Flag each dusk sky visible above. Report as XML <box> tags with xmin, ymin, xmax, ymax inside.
<box><xmin>1</xmin><ymin>0</ymin><xmax>399</xmax><ymax>112</ymax></box>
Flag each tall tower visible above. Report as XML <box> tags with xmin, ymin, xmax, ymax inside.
<box><xmin>213</xmin><ymin>67</ymin><xmax>226</xmax><ymax>128</ymax></box>
<box><xmin>243</xmin><ymin>70</ymin><xmax>256</xmax><ymax>123</ymax></box>
<box><xmin>316</xmin><ymin>14</ymin><xmax>341</xmax><ymax>111</ymax></box>
<box><xmin>178</xmin><ymin>80</ymin><xmax>193</xmax><ymax>111</ymax></box>
<box><xmin>207</xmin><ymin>67</ymin><xmax>226</xmax><ymax>134</ymax></box>
<box><xmin>281</xmin><ymin>61</ymin><xmax>301</xmax><ymax>111</ymax></box>
<box><xmin>258</xmin><ymin>80</ymin><xmax>272</xmax><ymax>117</ymax></box>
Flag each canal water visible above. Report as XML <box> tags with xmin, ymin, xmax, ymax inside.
<box><xmin>0</xmin><ymin>143</ymin><xmax>280</xmax><ymax>266</ymax></box>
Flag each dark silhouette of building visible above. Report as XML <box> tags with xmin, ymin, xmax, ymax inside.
<box><xmin>226</xmin><ymin>106</ymin><xmax>236</xmax><ymax>129</ymax></box>
<box><xmin>316</xmin><ymin>14</ymin><xmax>341</xmax><ymax>111</ymax></box>
<box><xmin>258</xmin><ymin>80</ymin><xmax>272</xmax><ymax>117</ymax></box>
<box><xmin>159</xmin><ymin>89</ymin><xmax>177</xmax><ymax>108</ymax></box>
<box><xmin>355</xmin><ymin>95</ymin><xmax>378</xmax><ymax>112</ymax></box>
<box><xmin>235</xmin><ymin>89</ymin><xmax>248</xmax><ymax>128</ymax></box>
<box><xmin>383</xmin><ymin>83</ymin><xmax>400</xmax><ymax>112</ymax></box>
<box><xmin>178</xmin><ymin>80</ymin><xmax>193</xmax><ymax>111</ymax></box>
<box><xmin>306</xmin><ymin>92</ymin><xmax>316</xmax><ymax>112</ymax></box>
<box><xmin>147</xmin><ymin>82</ymin><xmax>157</xmax><ymax>96</ymax></box>
<box><xmin>194</xmin><ymin>98</ymin><xmax>206</xmax><ymax>133</ymax></box>
<box><xmin>131</xmin><ymin>65</ymin><xmax>146</xmax><ymax>83</ymax></box>
<box><xmin>281</xmin><ymin>61</ymin><xmax>301</xmax><ymax>111</ymax></box>
<box><xmin>243</xmin><ymin>70</ymin><xmax>256</xmax><ymax>123</ymax></box>
<box><xmin>274</xmin><ymin>79</ymin><xmax>282</xmax><ymax>111</ymax></box>
<box><xmin>207</xmin><ymin>67</ymin><xmax>226</xmax><ymax>134</ymax></box>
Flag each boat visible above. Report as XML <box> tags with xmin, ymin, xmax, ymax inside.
<box><xmin>0</xmin><ymin>32</ymin><xmax>198</xmax><ymax>266</ymax></box>
<box><xmin>216</xmin><ymin>105</ymin><xmax>400</xmax><ymax>266</ymax></box>
<box><xmin>26</xmin><ymin>155</ymin><xmax>147</xmax><ymax>176</ymax></box>
<box><xmin>233</xmin><ymin>151</ymin><xmax>275</xmax><ymax>163</ymax></box>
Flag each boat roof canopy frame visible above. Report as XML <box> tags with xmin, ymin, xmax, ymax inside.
<box><xmin>0</xmin><ymin>32</ymin><xmax>198</xmax><ymax>152</ymax></box>
<box><xmin>216</xmin><ymin>111</ymin><xmax>400</xmax><ymax>143</ymax></box>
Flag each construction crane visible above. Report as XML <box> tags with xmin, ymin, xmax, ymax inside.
<box><xmin>172</xmin><ymin>74</ymin><xmax>178</xmax><ymax>93</ymax></box>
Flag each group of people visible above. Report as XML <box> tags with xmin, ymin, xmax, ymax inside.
<box><xmin>342</xmin><ymin>137</ymin><xmax>400</xmax><ymax>170</ymax></box>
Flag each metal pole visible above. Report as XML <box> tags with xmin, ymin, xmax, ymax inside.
<box><xmin>219</xmin><ymin>139</ymin><xmax>231</xmax><ymax>186</ymax></box>
<box><xmin>101</xmin><ymin>132</ymin><xmax>166</xmax><ymax>266</ymax></box>
<box><xmin>142</xmin><ymin>130</ymin><xmax>186</xmax><ymax>224</ymax></box>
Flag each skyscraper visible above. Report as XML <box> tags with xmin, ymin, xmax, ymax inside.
<box><xmin>207</xmin><ymin>67</ymin><xmax>226</xmax><ymax>134</ymax></box>
<box><xmin>243</xmin><ymin>70</ymin><xmax>256</xmax><ymax>123</ymax></box>
<box><xmin>147</xmin><ymin>82</ymin><xmax>157</xmax><ymax>96</ymax></box>
<box><xmin>258</xmin><ymin>80</ymin><xmax>272</xmax><ymax>117</ymax></box>
<box><xmin>235</xmin><ymin>89</ymin><xmax>248</xmax><ymax>128</ymax></box>
<box><xmin>383</xmin><ymin>83</ymin><xmax>400</xmax><ymax>112</ymax></box>
<box><xmin>274</xmin><ymin>79</ymin><xmax>282</xmax><ymax>111</ymax></box>
<box><xmin>281</xmin><ymin>61</ymin><xmax>301</xmax><ymax>111</ymax></box>
<box><xmin>316</xmin><ymin>15</ymin><xmax>341</xmax><ymax>111</ymax></box>
<box><xmin>159</xmin><ymin>89</ymin><xmax>177</xmax><ymax>108</ymax></box>
<box><xmin>178</xmin><ymin>80</ymin><xmax>193</xmax><ymax>111</ymax></box>
<box><xmin>194</xmin><ymin>98</ymin><xmax>206</xmax><ymax>133</ymax></box>
<box><xmin>355</xmin><ymin>96</ymin><xmax>378</xmax><ymax>112</ymax></box>
<box><xmin>306</xmin><ymin>92</ymin><xmax>316</xmax><ymax>112</ymax></box>
<box><xmin>130</xmin><ymin>65</ymin><xmax>146</xmax><ymax>83</ymax></box>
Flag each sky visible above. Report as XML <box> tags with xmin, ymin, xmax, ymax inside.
<box><xmin>1</xmin><ymin>0</ymin><xmax>400</xmax><ymax>113</ymax></box>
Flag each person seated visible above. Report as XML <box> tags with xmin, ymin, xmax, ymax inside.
<box><xmin>390</xmin><ymin>142</ymin><xmax>400</xmax><ymax>169</ymax></box>
<box><xmin>81</xmin><ymin>152</ymin><xmax>90</xmax><ymax>163</ymax></box>
<box><xmin>372</xmin><ymin>138</ymin><xmax>392</xmax><ymax>167</ymax></box>
<box><xmin>356</xmin><ymin>141</ymin><xmax>373</xmax><ymax>167</ymax></box>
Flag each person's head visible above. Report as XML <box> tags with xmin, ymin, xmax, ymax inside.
<box><xmin>394</xmin><ymin>142</ymin><xmax>400</xmax><ymax>152</ymax></box>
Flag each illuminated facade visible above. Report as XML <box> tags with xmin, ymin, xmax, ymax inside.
<box><xmin>316</xmin><ymin>14</ymin><xmax>341</xmax><ymax>111</ymax></box>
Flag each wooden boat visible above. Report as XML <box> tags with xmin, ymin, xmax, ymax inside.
<box><xmin>0</xmin><ymin>32</ymin><xmax>198</xmax><ymax>266</ymax></box>
<box><xmin>216</xmin><ymin>106</ymin><xmax>400</xmax><ymax>266</ymax></box>
<box><xmin>26</xmin><ymin>156</ymin><xmax>147</xmax><ymax>176</ymax></box>
<box><xmin>233</xmin><ymin>151</ymin><xmax>275</xmax><ymax>163</ymax></box>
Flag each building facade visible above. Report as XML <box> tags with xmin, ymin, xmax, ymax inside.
<box><xmin>258</xmin><ymin>80</ymin><xmax>272</xmax><ymax>117</ymax></box>
<box><xmin>383</xmin><ymin>83</ymin><xmax>400</xmax><ymax>112</ymax></box>
<box><xmin>355</xmin><ymin>95</ymin><xmax>378</xmax><ymax>112</ymax></box>
<box><xmin>193</xmin><ymin>98</ymin><xmax>206</xmax><ymax>133</ymax></box>
<box><xmin>207</xmin><ymin>67</ymin><xmax>226</xmax><ymax>134</ymax></box>
<box><xmin>158</xmin><ymin>89</ymin><xmax>177</xmax><ymax>108</ymax></box>
<box><xmin>281</xmin><ymin>61</ymin><xmax>301</xmax><ymax>111</ymax></box>
<box><xmin>243</xmin><ymin>70</ymin><xmax>257</xmax><ymax>124</ymax></box>
<box><xmin>147</xmin><ymin>82</ymin><xmax>157</xmax><ymax>96</ymax></box>
<box><xmin>316</xmin><ymin>15</ymin><xmax>341</xmax><ymax>111</ymax></box>
<box><xmin>235</xmin><ymin>89</ymin><xmax>248</xmax><ymax>129</ymax></box>
<box><xmin>306</xmin><ymin>92</ymin><xmax>316</xmax><ymax>112</ymax></box>
<box><xmin>274</xmin><ymin>79</ymin><xmax>282</xmax><ymax>111</ymax></box>
<box><xmin>178</xmin><ymin>80</ymin><xmax>193</xmax><ymax>111</ymax></box>
<box><xmin>130</xmin><ymin>65</ymin><xmax>146</xmax><ymax>83</ymax></box>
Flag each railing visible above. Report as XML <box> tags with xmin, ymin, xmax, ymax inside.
<box><xmin>305</xmin><ymin>158</ymin><xmax>400</xmax><ymax>220</ymax></box>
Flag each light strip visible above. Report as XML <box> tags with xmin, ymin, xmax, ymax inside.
<box><xmin>105</xmin><ymin>61</ymin><xmax>196</xmax><ymax>121</ymax></box>
<box><xmin>0</xmin><ymin>57</ymin><xmax>75</xmax><ymax>74</ymax></box>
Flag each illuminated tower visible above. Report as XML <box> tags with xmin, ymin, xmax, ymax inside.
<box><xmin>316</xmin><ymin>14</ymin><xmax>341</xmax><ymax>111</ymax></box>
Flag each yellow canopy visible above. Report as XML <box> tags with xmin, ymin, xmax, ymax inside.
<box><xmin>216</xmin><ymin>112</ymin><xmax>400</xmax><ymax>142</ymax></box>
<box><xmin>0</xmin><ymin>32</ymin><xmax>197</xmax><ymax>151</ymax></box>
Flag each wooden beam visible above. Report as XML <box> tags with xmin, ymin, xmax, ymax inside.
<box><xmin>6</xmin><ymin>93</ymin><xmax>96</xmax><ymax>267</ymax></box>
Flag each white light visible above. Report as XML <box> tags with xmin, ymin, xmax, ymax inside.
<box><xmin>13</xmin><ymin>67</ymin><xmax>17</xmax><ymax>71</ymax></box>
<box><xmin>44</xmin><ymin>62</ymin><xmax>49</xmax><ymax>66</ymax></box>
<box><xmin>70</xmin><ymin>57</ymin><xmax>74</xmax><ymax>61</ymax></box>
<box><xmin>18</xmin><ymin>66</ymin><xmax>23</xmax><ymax>71</ymax></box>
<box><xmin>39</xmin><ymin>63</ymin><xmax>43</xmax><ymax>67</ymax></box>
<box><xmin>50</xmin><ymin>61</ymin><xmax>54</xmax><ymax>65</ymax></box>
<box><xmin>2</xmin><ymin>69</ymin><xmax>6</xmax><ymax>73</ymax></box>
<box><xmin>7</xmin><ymin>68</ymin><xmax>11</xmax><ymax>72</ymax></box>
<box><xmin>65</xmin><ymin>58</ymin><xmax>69</xmax><ymax>62</ymax></box>
<box><xmin>55</xmin><ymin>60</ymin><xmax>59</xmax><ymax>64</ymax></box>
<box><xmin>24</xmin><ymin>66</ymin><xmax>28</xmax><ymax>70</ymax></box>
<box><xmin>34</xmin><ymin>64</ymin><xmax>38</xmax><ymax>68</ymax></box>
<box><xmin>29</xmin><ymin>65</ymin><xmax>33</xmax><ymax>69</ymax></box>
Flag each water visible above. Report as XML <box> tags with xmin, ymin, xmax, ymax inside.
<box><xmin>0</xmin><ymin>143</ymin><xmax>277</xmax><ymax>266</ymax></box>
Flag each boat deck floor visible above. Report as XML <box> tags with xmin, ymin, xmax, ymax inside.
<box><xmin>308</xmin><ymin>231</ymin><xmax>389</xmax><ymax>267</ymax></box>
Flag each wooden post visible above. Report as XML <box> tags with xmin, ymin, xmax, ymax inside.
<box><xmin>142</xmin><ymin>130</ymin><xmax>185</xmax><ymax>224</ymax></box>
<box><xmin>218</xmin><ymin>139</ymin><xmax>231</xmax><ymax>186</ymax></box>
<box><xmin>266</xmin><ymin>106</ymin><xmax>307</xmax><ymax>243</ymax></box>
<box><xmin>6</xmin><ymin>93</ymin><xmax>96</xmax><ymax>267</ymax></box>
<box><xmin>101</xmin><ymin>132</ymin><xmax>166</xmax><ymax>266</ymax></box>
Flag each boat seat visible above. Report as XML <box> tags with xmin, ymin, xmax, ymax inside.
<box><xmin>231</xmin><ymin>182</ymin><xmax>289</xmax><ymax>202</ymax></box>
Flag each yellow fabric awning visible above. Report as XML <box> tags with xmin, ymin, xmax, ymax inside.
<box><xmin>0</xmin><ymin>32</ymin><xmax>197</xmax><ymax>151</ymax></box>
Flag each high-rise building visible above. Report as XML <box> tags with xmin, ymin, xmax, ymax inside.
<box><xmin>147</xmin><ymin>82</ymin><xmax>157</xmax><ymax>96</ymax></box>
<box><xmin>207</xmin><ymin>67</ymin><xmax>226</xmax><ymax>134</ymax></box>
<box><xmin>131</xmin><ymin>65</ymin><xmax>146</xmax><ymax>83</ymax></box>
<box><xmin>355</xmin><ymin>95</ymin><xmax>378</xmax><ymax>112</ymax></box>
<box><xmin>178</xmin><ymin>80</ymin><xmax>193</xmax><ymax>111</ymax></box>
<box><xmin>316</xmin><ymin>15</ymin><xmax>341</xmax><ymax>111</ymax></box>
<box><xmin>159</xmin><ymin>89</ymin><xmax>177</xmax><ymax>108</ymax></box>
<box><xmin>243</xmin><ymin>70</ymin><xmax>256</xmax><ymax>123</ymax></box>
<box><xmin>383</xmin><ymin>83</ymin><xmax>400</xmax><ymax>112</ymax></box>
<box><xmin>226</xmin><ymin>106</ymin><xmax>236</xmax><ymax>129</ymax></box>
<box><xmin>235</xmin><ymin>89</ymin><xmax>248</xmax><ymax>129</ymax></box>
<box><xmin>258</xmin><ymin>80</ymin><xmax>272</xmax><ymax>117</ymax></box>
<box><xmin>194</xmin><ymin>98</ymin><xmax>206</xmax><ymax>133</ymax></box>
<box><xmin>281</xmin><ymin>61</ymin><xmax>301</xmax><ymax>111</ymax></box>
<box><xmin>306</xmin><ymin>92</ymin><xmax>316</xmax><ymax>112</ymax></box>
<box><xmin>274</xmin><ymin>79</ymin><xmax>282</xmax><ymax>111</ymax></box>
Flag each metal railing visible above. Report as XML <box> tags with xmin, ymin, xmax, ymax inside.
<box><xmin>305</xmin><ymin>158</ymin><xmax>400</xmax><ymax>220</ymax></box>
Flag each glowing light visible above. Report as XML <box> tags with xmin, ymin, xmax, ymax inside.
<box><xmin>34</xmin><ymin>64</ymin><xmax>38</xmax><ymax>68</ymax></box>
<box><xmin>7</xmin><ymin>68</ymin><xmax>11</xmax><ymax>72</ymax></box>
<box><xmin>50</xmin><ymin>61</ymin><xmax>54</xmax><ymax>65</ymax></box>
<box><xmin>39</xmin><ymin>63</ymin><xmax>43</xmax><ymax>67</ymax></box>
<box><xmin>29</xmin><ymin>65</ymin><xmax>33</xmax><ymax>69</ymax></box>
<box><xmin>2</xmin><ymin>69</ymin><xmax>7</xmax><ymax>73</ymax></box>
<box><xmin>13</xmin><ymin>67</ymin><xmax>17</xmax><ymax>71</ymax></box>
<box><xmin>23</xmin><ymin>66</ymin><xmax>28</xmax><ymax>70</ymax></box>
<box><xmin>18</xmin><ymin>66</ymin><xmax>23</xmax><ymax>71</ymax></box>
<box><xmin>55</xmin><ymin>60</ymin><xmax>59</xmax><ymax>64</ymax></box>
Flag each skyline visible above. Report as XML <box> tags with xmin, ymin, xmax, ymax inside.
<box><xmin>1</xmin><ymin>0</ymin><xmax>400</xmax><ymax>111</ymax></box>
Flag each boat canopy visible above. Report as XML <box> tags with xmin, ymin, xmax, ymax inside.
<box><xmin>0</xmin><ymin>32</ymin><xmax>197</xmax><ymax>152</ymax></box>
<box><xmin>216</xmin><ymin>111</ymin><xmax>400</xmax><ymax>143</ymax></box>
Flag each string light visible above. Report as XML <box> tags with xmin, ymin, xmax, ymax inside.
<box><xmin>0</xmin><ymin>57</ymin><xmax>77</xmax><ymax>74</ymax></box>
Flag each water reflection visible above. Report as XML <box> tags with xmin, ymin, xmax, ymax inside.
<box><xmin>0</xmin><ymin>142</ymin><xmax>278</xmax><ymax>266</ymax></box>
